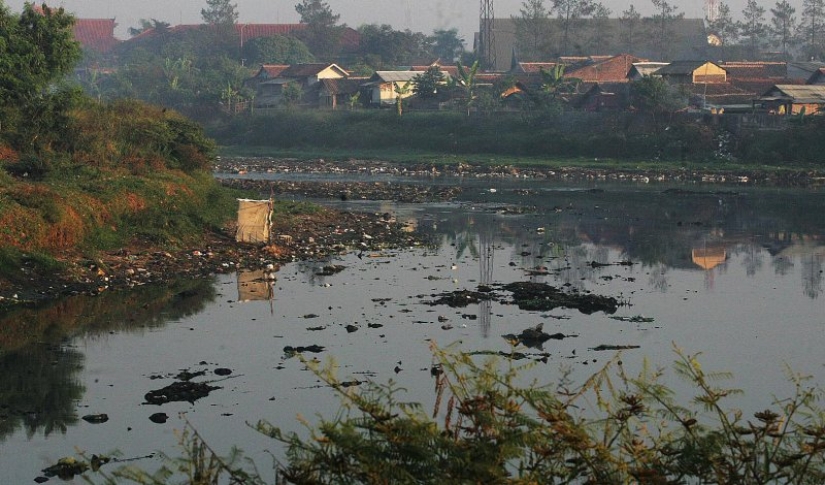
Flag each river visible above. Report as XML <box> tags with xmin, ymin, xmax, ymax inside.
<box><xmin>1</xmin><ymin>173</ymin><xmax>823</xmax><ymax>483</ymax></box>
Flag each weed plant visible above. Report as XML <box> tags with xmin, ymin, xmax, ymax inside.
<box><xmin>86</xmin><ymin>343</ymin><xmax>825</xmax><ymax>484</ymax></box>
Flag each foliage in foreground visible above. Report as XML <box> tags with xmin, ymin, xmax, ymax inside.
<box><xmin>91</xmin><ymin>343</ymin><xmax>825</xmax><ymax>484</ymax></box>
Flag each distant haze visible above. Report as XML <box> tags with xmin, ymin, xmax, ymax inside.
<box><xmin>9</xmin><ymin>0</ymin><xmax>743</xmax><ymax>44</ymax></box>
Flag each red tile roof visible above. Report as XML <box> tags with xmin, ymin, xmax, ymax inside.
<box><xmin>32</xmin><ymin>5</ymin><xmax>120</xmax><ymax>53</ymax></box>
<box><xmin>565</xmin><ymin>54</ymin><xmax>646</xmax><ymax>83</ymax></box>
<box><xmin>257</xmin><ymin>64</ymin><xmax>290</xmax><ymax>78</ymax></box>
<box><xmin>129</xmin><ymin>23</ymin><xmax>360</xmax><ymax>51</ymax></box>
<box><xmin>73</xmin><ymin>19</ymin><xmax>120</xmax><ymax>53</ymax></box>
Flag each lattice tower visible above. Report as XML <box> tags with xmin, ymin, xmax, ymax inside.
<box><xmin>705</xmin><ymin>0</ymin><xmax>719</xmax><ymax>22</ymax></box>
<box><xmin>479</xmin><ymin>0</ymin><xmax>496</xmax><ymax>70</ymax></box>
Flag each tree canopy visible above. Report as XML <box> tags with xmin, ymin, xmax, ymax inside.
<box><xmin>0</xmin><ymin>3</ymin><xmax>82</xmax><ymax>151</ymax></box>
<box><xmin>201</xmin><ymin>0</ymin><xmax>238</xmax><ymax>26</ymax></box>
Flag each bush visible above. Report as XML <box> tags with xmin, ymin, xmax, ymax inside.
<box><xmin>88</xmin><ymin>344</ymin><xmax>825</xmax><ymax>484</ymax></box>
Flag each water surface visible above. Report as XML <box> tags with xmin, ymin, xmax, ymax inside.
<box><xmin>1</xmin><ymin>178</ymin><xmax>823</xmax><ymax>482</ymax></box>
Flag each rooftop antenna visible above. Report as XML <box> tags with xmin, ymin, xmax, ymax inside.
<box><xmin>479</xmin><ymin>0</ymin><xmax>496</xmax><ymax>70</ymax></box>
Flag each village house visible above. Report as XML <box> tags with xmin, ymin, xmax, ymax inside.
<box><xmin>362</xmin><ymin>71</ymin><xmax>420</xmax><ymax>108</ymax></box>
<box><xmin>806</xmin><ymin>68</ymin><xmax>825</xmax><ymax>85</ymax></box>
<box><xmin>627</xmin><ymin>62</ymin><xmax>668</xmax><ymax>80</ymax></box>
<box><xmin>786</xmin><ymin>61</ymin><xmax>825</xmax><ymax>82</ymax></box>
<box><xmin>318</xmin><ymin>78</ymin><xmax>367</xmax><ymax>110</ymax></box>
<box><xmin>564</xmin><ymin>54</ymin><xmax>647</xmax><ymax>83</ymax></box>
<box><xmin>251</xmin><ymin>63</ymin><xmax>349</xmax><ymax>108</ymax></box>
<box><xmin>756</xmin><ymin>85</ymin><xmax>825</xmax><ymax>115</ymax></box>
<box><xmin>654</xmin><ymin>61</ymin><xmax>727</xmax><ymax>85</ymax></box>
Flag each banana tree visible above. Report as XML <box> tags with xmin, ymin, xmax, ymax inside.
<box><xmin>393</xmin><ymin>81</ymin><xmax>412</xmax><ymax>117</ymax></box>
<box><xmin>452</xmin><ymin>60</ymin><xmax>480</xmax><ymax>116</ymax></box>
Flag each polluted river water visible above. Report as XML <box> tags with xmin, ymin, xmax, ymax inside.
<box><xmin>1</xmin><ymin>174</ymin><xmax>824</xmax><ymax>482</ymax></box>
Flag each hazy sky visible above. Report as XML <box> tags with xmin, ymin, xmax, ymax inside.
<box><xmin>7</xmin><ymin>0</ymin><xmax>730</xmax><ymax>42</ymax></box>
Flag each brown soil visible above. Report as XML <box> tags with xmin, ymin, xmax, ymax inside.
<box><xmin>0</xmin><ymin>207</ymin><xmax>431</xmax><ymax>307</ymax></box>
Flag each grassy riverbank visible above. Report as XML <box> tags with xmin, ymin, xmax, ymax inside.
<box><xmin>0</xmin><ymin>100</ymin><xmax>239</xmax><ymax>297</ymax></box>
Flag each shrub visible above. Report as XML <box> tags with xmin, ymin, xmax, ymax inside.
<box><xmin>87</xmin><ymin>344</ymin><xmax>825</xmax><ymax>484</ymax></box>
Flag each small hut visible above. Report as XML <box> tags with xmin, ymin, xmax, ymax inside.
<box><xmin>236</xmin><ymin>199</ymin><xmax>272</xmax><ymax>244</ymax></box>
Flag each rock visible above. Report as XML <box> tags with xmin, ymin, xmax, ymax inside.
<box><xmin>214</xmin><ymin>367</ymin><xmax>232</xmax><ymax>376</ymax></box>
<box><xmin>42</xmin><ymin>457</ymin><xmax>89</xmax><ymax>480</ymax></box>
<box><xmin>82</xmin><ymin>414</ymin><xmax>109</xmax><ymax>424</ymax></box>
<box><xmin>144</xmin><ymin>381</ymin><xmax>220</xmax><ymax>405</ymax></box>
<box><xmin>149</xmin><ymin>412</ymin><xmax>168</xmax><ymax>423</ymax></box>
<box><xmin>283</xmin><ymin>344</ymin><xmax>325</xmax><ymax>355</ymax></box>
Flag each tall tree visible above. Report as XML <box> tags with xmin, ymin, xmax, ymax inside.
<box><xmin>295</xmin><ymin>0</ymin><xmax>342</xmax><ymax>58</ymax></box>
<box><xmin>201</xmin><ymin>0</ymin><xmax>238</xmax><ymax>26</ymax></box>
<box><xmin>430</xmin><ymin>28</ymin><xmax>465</xmax><ymax>62</ymax></box>
<box><xmin>356</xmin><ymin>24</ymin><xmax>433</xmax><ymax>68</ymax></box>
<box><xmin>801</xmin><ymin>0</ymin><xmax>825</xmax><ymax>59</ymax></box>
<box><xmin>740</xmin><ymin>0</ymin><xmax>767</xmax><ymax>58</ymax></box>
<box><xmin>0</xmin><ymin>3</ymin><xmax>82</xmax><ymax>150</ymax></box>
<box><xmin>513</xmin><ymin>0</ymin><xmax>553</xmax><ymax>60</ymax></box>
<box><xmin>412</xmin><ymin>65</ymin><xmax>444</xmax><ymax>98</ymax></box>
<box><xmin>242</xmin><ymin>36</ymin><xmax>314</xmax><ymax>65</ymax></box>
<box><xmin>706</xmin><ymin>2</ymin><xmax>739</xmax><ymax>56</ymax></box>
<box><xmin>128</xmin><ymin>18</ymin><xmax>170</xmax><ymax>37</ymax></box>
<box><xmin>649</xmin><ymin>0</ymin><xmax>684</xmax><ymax>59</ymax></box>
<box><xmin>553</xmin><ymin>0</ymin><xmax>595</xmax><ymax>56</ymax></box>
<box><xmin>770</xmin><ymin>0</ymin><xmax>797</xmax><ymax>58</ymax></box>
<box><xmin>588</xmin><ymin>3</ymin><xmax>613</xmax><ymax>53</ymax></box>
<box><xmin>620</xmin><ymin>4</ymin><xmax>643</xmax><ymax>54</ymax></box>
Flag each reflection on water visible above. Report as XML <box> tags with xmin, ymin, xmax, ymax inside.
<box><xmin>0</xmin><ymin>279</ymin><xmax>217</xmax><ymax>444</ymax></box>
<box><xmin>0</xmin><ymin>344</ymin><xmax>83</xmax><ymax>441</ymax></box>
<box><xmin>1</xmin><ymin>181</ymin><xmax>824</xmax><ymax>482</ymax></box>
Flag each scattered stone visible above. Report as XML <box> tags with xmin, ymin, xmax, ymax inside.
<box><xmin>503</xmin><ymin>282</ymin><xmax>618</xmax><ymax>315</ymax></box>
<box><xmin>591</xmin><ymin>344</ymin><xmax>641</xmax><ymax>351</ymax></box>
<box><xmin>502</xmin><ymin>323</ymin><xmax>569</xmax><ymax>349</ymax></box>
<box><xmin>149</xmin><ymin>412</ymin><xmax>168</xmax><ymax>424</ymax></box>
<box><xmin>42</xmin><ymin>457</ymin><xmax>89</xmax><ymax>480</ymax></box>
<box><xmin>425</xmin><ymin>289</ymin><xmax>496</xmax><ymax>308</ymax></box>
<box><xmin>610</xmin><ymin>315</ymin><xmax>655</xmax><ymax>323</ymax></box>
<box><xmin>283</xmin><ymin>344</ymin><xmax>325</xmax><ymax>355</ymax></box>
<box><xmin>144</xmin><ymin>381</ymin><xmax>220</xmax><ymax>405</ymax></box>
<box><xmin>345</xmin><ymin>324</ymin><xmax>359</xmax><ymax>333</ymax></box>
<box><xmin>316</xmin><ymin>265</ymin><xmax>346</xmax><ymax>276</ymax></box>
<box><xmin>82</xmin><ymin>414</ymin><xmax>109</xmax><ymax>424</ymax></box>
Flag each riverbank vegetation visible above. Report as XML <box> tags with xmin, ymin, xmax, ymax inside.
<box><xmin>212</xmin><ymin>109</ymin><xmax>825</xmax><ymax>167</ymax></box>
<box><xmin>0</xmin><ymin>4</ymin><xmax>239</xmax><ymax>292</ymax></box>
<box><xmin>84</xmin><ymin>344</ymin><xmax>825</xmax><ymax>484</ymax></box>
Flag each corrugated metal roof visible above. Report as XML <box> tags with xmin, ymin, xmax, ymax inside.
<box><xmin>372</xmin><ymin>71</ymin><xmax>420</xmax><ymax>82</ymax></box>
<box><xmin>765</xmin><ymin>84</ymin><xmax>825</xmax><ymax>101</ymax></box>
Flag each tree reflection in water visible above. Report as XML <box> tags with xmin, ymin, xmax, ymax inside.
<box><xmin>802</xmin><ymin>253</ymin><xmax>823</xmax><ymax>299</ymax></box>
<box><xmin>0</xmin><ymin>344</ymin><xmax>84</xmax><ymax>441</ymax></box>
<box><xmin>0</xmin><ymin>278</ymin><xmax>217</xmax><ymax>441</ymax></box>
